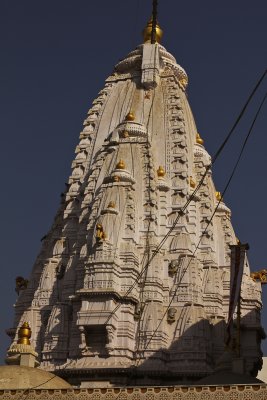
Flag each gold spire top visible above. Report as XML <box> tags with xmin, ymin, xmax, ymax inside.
<box><xmin>196</xmin><ymin>132</ymin><xmax>204</xmax><ymax>145</ymax></box>
<box><xmin>125</xmin><ymin>111</ymin><xmax>135</xmax><ymax>121</ymax></box>
<box><xmin>116</xmin><ymin>159</ymin><xmax>126</xmax><ymax>170</ymax></box>
<box><xmin>157</xmin><ymin>166</ymin><xmax>165</xmax><ymax>177</ymax></box>
<box><xmin>17</xmin><ymin>322</ymin><xmax>31</xmax><ymax>345</ymax></box>
<box><xmin>143</xmin><ymin>17</ymin><xmax>163</xmax><ymax>43</ymax></box>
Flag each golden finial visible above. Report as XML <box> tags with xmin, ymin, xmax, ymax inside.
<box><xmin>215</xmin><ymin>191</ymin><xmax>222</xmax><ymax>201</ymax></box>
<box><xmin>108</xmin><ymin>201</ymin><xmax>116</xmax><ymax>208</ymax></box>
<box><xmin>17</xmin><ymin>322</ymin><xmax>31</xmax><ymax>345</ymax></box>
<box><xmin>179</xmin><ymin>77</ymin><xmax>188</xmax><ymax>90</ymax></box>
<box><xmin>143</xmin><ymin>17</ymin><xmax>163</xmax><ymax>43</ymax></box>
<box><xmin>196</xmin><ymin>133</ymin><xmax>204</xmax><ymax>145</ymax></box>
<box><xmin>125</xmin><ymin>111</ymin><xmax>135</xmax><ymax>121</ymax></box>
<box><xmin>157</xmin><ymin>166</ymin><xmax>165</xmax><ymax>177</ymax></box>
<box><xmin>116</xmin><ymin>159</ymin><xmax>126</xmax><ymax>170</ymax></box>
<box><xmin>189</xmin><ymin>176</ymin><xmax>196</xmax><ymax>188</ymax></box>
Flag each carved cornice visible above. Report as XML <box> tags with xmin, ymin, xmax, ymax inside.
<box><xmin>1</xmin><ymin>385</ymin><xmax>267</xmax><ymax>399</ymax></box>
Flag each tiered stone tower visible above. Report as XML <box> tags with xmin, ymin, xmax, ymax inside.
<box><xmin>7</xmin><ymin>17</ymin><xmax>264</xmax><ymax>387</ymax></box>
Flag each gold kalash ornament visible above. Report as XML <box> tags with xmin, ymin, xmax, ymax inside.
<box><xmin>17</xmin><ymin>322</ymin><xmax>32</xmax><ymax>345</ymax></box>
<box><xmin>143</xmin><ymin>17</ymin><xmax>163</xmax><ymax>43</ymax></box>
<box><xmin>157</xmin><ymin>166</ymin><xmax>165</xmax><ymax>177</ymax></box>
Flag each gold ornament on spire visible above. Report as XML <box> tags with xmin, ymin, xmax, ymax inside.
<box><xmin>125</xmin><ymin>111</ymin><xmax>135</xmax><ymax>122</ymax></box>
<box><xmin>108</xmin><ymin>201</ymin><xmax>116</xmax><ymax>208</ymax></box>
<box><xmin>17</xmin><ymin>322</ymin><xmax>31</xmax><ymax>345</ymax></box>
<box><xmin>215</xmin><ymin>191</ymin><xmax>223</xmax><ymax>201</ymax></box>
<box><xmin>143</xmin><ymin>17</ymin><xmax>163</xmax><ymax>43</ymax></box>
<box><xmin>157</xmin><ymin>166</ymin><xmax>165</xmax><ymax>177</ymax></box>
<box><xmin>196</xmin><ymin>133</ymin><xmax>204</xmax><ymax>145</ymax></box>
<box><xmin>116</xmin><ymin>159</ymin><xmax>126</xmax><ymax>170</ymax></box>
<box><xmin>189</xmin><ymin>176</ymin><xmax>196</xmax><ymax>188</ymax></box>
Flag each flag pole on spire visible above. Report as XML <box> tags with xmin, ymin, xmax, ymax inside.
<box><xmin>151</xmin><ymin>0</ymin><xmax>158</xmax><ymax>44</ymax></box>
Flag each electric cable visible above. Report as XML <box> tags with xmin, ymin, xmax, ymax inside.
<box><xmin>133</xmin><ymin>90</ymin><xmax>267</xmax><ymax>367</ymax></box>
<box><xmin>103</xmin><ymin>70</ymin><xmax>267</xmax><ymax>327</ymax></box>
<box><xmin>212</xmin><ymin>69</ymin><xmax>267</xmax><ymax>164</ymax></box>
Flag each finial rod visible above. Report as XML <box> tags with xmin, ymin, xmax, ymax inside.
<box><xmin>151</xmin><ymin>0</ymin><xmax>158</xmax><ymax>44</ymax></box>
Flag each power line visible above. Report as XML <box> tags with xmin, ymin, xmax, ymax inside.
<box><xmin>133</xmin><ymin>90</ymin><xmax>267</xmax><ymax>368</ymax></box>
<box><xmin>104</xmin><ymin>70</ymin><xmax>267</xmax><ymax>327</ymax></box>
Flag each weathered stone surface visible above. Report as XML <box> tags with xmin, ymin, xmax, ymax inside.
<box><xmin>0</xmin><ymin>366</ymin><xmax>71</xmax><ymax>389</ymax></box>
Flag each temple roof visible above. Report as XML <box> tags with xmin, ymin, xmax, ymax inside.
<box><xmin>0</xmin><ymin>366</ymin><xmax>71</xmax><ymax>390</ymax></box>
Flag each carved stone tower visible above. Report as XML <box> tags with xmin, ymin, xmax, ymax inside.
<box><xmin>7</xmin><ymin>16</ymin><xmax>264</xmax><ymax>387</ymax></box>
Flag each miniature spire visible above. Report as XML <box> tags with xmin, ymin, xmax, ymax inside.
<box><xmin>6</xmin><ymin>322</ymin><xmax>39</xmax><ymax>367</ymax></box>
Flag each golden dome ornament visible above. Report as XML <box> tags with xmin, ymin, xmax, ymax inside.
<box><xmin>116</xmin><ymin>159</ymin><xmax>126</xmax><ymax>170</ymax></box>
<box><xmin>196</xmin><ymin>133</ymin><xmax>204</xmax><ymax>145</ymax></box>
<box><xmin>125</xmin><ymin>111</ymin><xmax>135</xmax><ymax>122</ymax></box>
<box><xmin>17</xmin><ymin>322</ymin><xmax>31</xmax><ymax>345</ymax></box>
<box><xmin>143</xmin><ymin>17</ymin><xmax>163</xmax><ymax>43</ymax></box>
<box><xmin>157</xmin><ymin>166</ymin><xmax>165</xmax><ymax>177</ymax></box>
<box><xmin>215</xmin><ymin>191</ymin><xmax>223</xmax><ymax>201</ymax></box>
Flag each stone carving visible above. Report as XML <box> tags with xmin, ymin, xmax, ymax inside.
<box><xmin>167</xmin><ymin>307</ymin><xmax>177</xmax><ymax>323</ymax></box>
<box><xmin>1</xmin><ymin>386</ymin><xmax>267</xmax><ymax>399</ymax></box>
<box><xmin>15</xmin><ymin>276</ymin><xmax>28</xmax><ymax>295</ymax></box>
<box><xmin>168</xmin><ymin>260</ymin><xmax>179</xmax><ymax>277</ymax></box>
<box><xmin>8</xmin><ymin>32</ymin><xmax>263</xmax><ymax>388</ymax></box>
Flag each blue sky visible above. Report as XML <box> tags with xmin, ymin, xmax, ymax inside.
<box><xmin>0</xmin><ymin>0</ymin><xmax>266</xmax><ymax>362</ymax></box>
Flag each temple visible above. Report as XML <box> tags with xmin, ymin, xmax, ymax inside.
<box><xmin>5</xmin><ymin>10</ymin><xmax>265</xmax><ymax>391</ymax></box>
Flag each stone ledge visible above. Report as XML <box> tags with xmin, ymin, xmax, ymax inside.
<box><xmin>1</xmin><ymin>385</ymin><xmax>267</xmax><ymax>399</ymax></box>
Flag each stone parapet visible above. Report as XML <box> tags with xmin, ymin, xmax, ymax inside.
<box><xmin>1</xmin><ymin>385</ymin><xmax>267</xmax><ymax>400</ymax></box>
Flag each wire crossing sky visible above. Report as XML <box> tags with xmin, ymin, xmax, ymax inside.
<box><xmin>0</xmin><ymin>0</ymin><xmax>266</xmax><ymax>363</ymax></box>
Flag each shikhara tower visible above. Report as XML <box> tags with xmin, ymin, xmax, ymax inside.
<box><xmin>7</xmin><ymin>16</ymin><xmax>264</xmax><ymax>386</ymax></box>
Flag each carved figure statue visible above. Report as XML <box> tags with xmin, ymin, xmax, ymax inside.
<box><xmin>15</xmin><ymin>276</ymin><xmax>28</xmax><ymax>295</ymax></box>
<box><xmin>96</xmin><ymin>223</ymin><xmax>106</xmax><ymax>241</ymax></box>
<box><xmin>168</xmin><ymin>260</ymin><xmax>179</xmax><ymax>277</ymax></box>
<box><xmin>167</xmin><ymin>307</ymin><xmax>177</xmax><ymax>323</ymax></box>
<box><xmin>250</xmin><ymin>269</ymin><xmax>267</xmax><ymax>284</ymax></box>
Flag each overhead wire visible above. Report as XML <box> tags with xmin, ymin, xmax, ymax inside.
<box><xmin>104</xmin><ymin>69</ymin><xmax>267</xmax><ymax>327</ymax></box>
<box><xmin>133</xmin><ymin>90</ymin><xmax>267</xmax><ymax>368</ymax></box>
<box><xmin>18</xmin><ymin>2</ymin><xmax>267</xmax><ymax>394</ymax></box>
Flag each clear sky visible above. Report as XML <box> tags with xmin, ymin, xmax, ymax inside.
<box><xmin>0</xmin><ymin>0</ymin><xmax>266</xmax><ymax>363</ymax></box>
